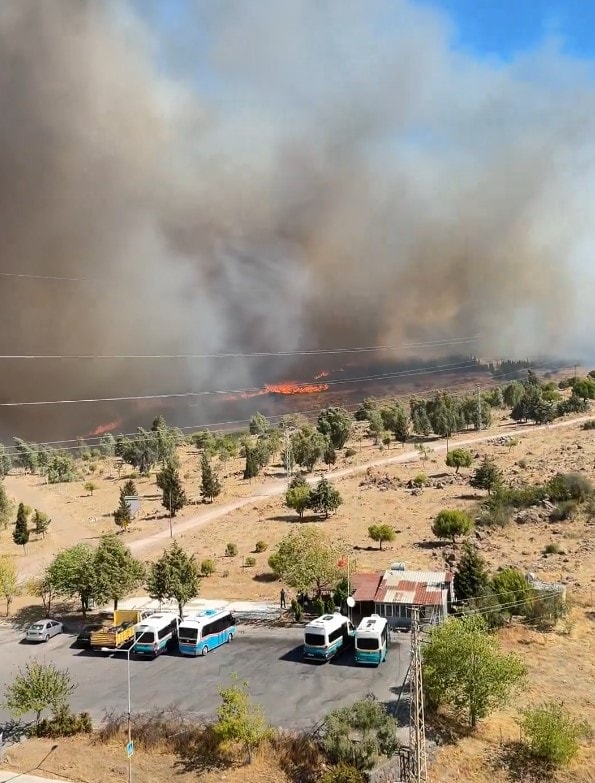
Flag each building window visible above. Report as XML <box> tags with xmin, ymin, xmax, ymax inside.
<box><xmin>384</xmin><ymin>604</ymin><xmax>393</xmax><ymax>617</ymax></box>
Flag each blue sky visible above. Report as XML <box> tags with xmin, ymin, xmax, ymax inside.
<box><xmin>425</xmin><ymin>0</ymin><xmax>595</xmax><ymax>60</ymax></box>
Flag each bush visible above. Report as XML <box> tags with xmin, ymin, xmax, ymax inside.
<box><xmin>291</xmin><ymin>598</ymin><xmax>303</xmax><ymax>622</ymax></box>
<box><xmin>244</xmin><ymin>556</ymin><xmax>256</xmax><ymax>567</ymax></box>
<box><xmin>225</xmin><ymin>543</ymin><xmax>238</xmax><ymax>557</ymax></box>
<box><xmin>254</xmin><ymin>540</ymin><xmax>268</xmax><ymax>553</ymax></box>
<box><xmin>413</xmin><ymin>473</ymin><xmax>427</xmax><ymax>487</ymax></box>
<box><xmin>582</xmin><ymin>419</ymin><xmax>595</xmax><ymax>430</ymax></box>
<box><xmin>34</xmin><ymin>705</ymin><xmax>92</xmax><ymax>738</ymax></box>
<box><xmin>313</xmin><ymin>597</ymin><xmax>325</xmax><ymax>617</ymax></box>
<box><xmin>320</xmin><ymin>764</ymin><xmax>366</xmax><ymax>783</ymax></box>
<box><xmin>517</xmin><ymin>458</ymin><xmax>528</xmax><ymax>469</ymax></box>
<box><xmin>542</xmin><ymin>542</ymin><xmax>562</xmax><ymax>555</ymax></box>
<box><xmin>344</xmin><ymin>448</ymin><xmax>357</xmax><ymax>458</ymax></box>
<box><xmin>432</xmin><ymin>509</ymin><xmax>473</xmax><ymax>543</ymax></box>
<box><xmin>549</xmin><ymin>500</ymin><xmax>577</xmax><ymax>522</ymax></box>
<box><xmin>546</xmin><ymin>472</ymin><xmax>593</xmax><ymax>502</ymax></box>
<box><xmin>200</xmin><ymin>559</ymin><xmax>216</xmax><ymax>576</ymax></box>
<box><xmin>519</xmin><ymin>702</ymin><xmax>590</xmax><ymax>768</ymax></box>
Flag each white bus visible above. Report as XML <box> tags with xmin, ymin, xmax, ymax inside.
<box><xmin>303</xmin><ymin>613</ymin><xmax>354</xmax><ymax>661</ymax></box>
<box><xmin>178</xmin><ymin>609</ymin><xmax>236</xmax><ymax>657</ymax></box>
<box><xmin>354</xmin><ymin>614</ymin><xmax>388</xmax><ymax>665</ymax></box>
<box><xmin>133</xmin><ymin>612</ymin><xmax>180</xmax><ymax>657</ymax></box>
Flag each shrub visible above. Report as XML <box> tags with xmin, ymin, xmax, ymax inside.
<box><xmin>582</xmin><ymin>419</ymin><xmax>595</xmax><ymax>430</ymax></box>
<box><xmin>549</xmin><ymin>500</ymin><xmax>577</xmax><ymax>522</ymax></box>
<box><xmin>244</xmin><ymin>556</ymin><xmax>256</xmax><ymax>567</ymax></box>
<box><xmin>291</xmin><ymin>598</ymin><xmax>302</xmax><ymax>622</ymax></box>
<box><xmin>546</xmin><ymin>472</ymin><xmax>593</xmax><ymax>502</ymax></box>
<box><xmin>517</xmin><ymin>458</ymin><xmax>528</xmax><ymax>469</ymax></box>
<box><xmin>225</xmin><ymin>543</ymin><xmax>238</xmax><ymax>557</ymax></box>
<box><xmin>344</xmin><ymin>448</ymin><xmax>357</xmax><ymax>458</ymax></box>
<box><xmin>320</xmin><ymin>764</ymin><xmax>366</xmax><ymax>783</ymax></box>
<box><xmin>313</xmin><ymin>597</ymin><xmax>325</xmax><ymax>617</ymax></box>
<box><xmin>413</xmin><ymin>473</ymin><xmax>427</xmax><ymax>487</ymax></box>
<box><xmin>519</xmin><ymin>702</ymin><xmax>590</xmax><ymax>768</ymax></box>
<box><xmin>542</xmin><ymin>542</ymin><xmax>562</xmax><ymax>555</ymax></box>
<box><xmin>200</xmin><ymin>559</ymin><xmax>216</xmax><ymax>576</ymax></box>
<box><xmin>34</xmin><ymin>705</ymin><xmax>92</xmax><ymax>738</ymax></box>
<box><xmin>254</xmin><ymin>540</ymin><xmax>268</xmax><ymax>553</ymax></box>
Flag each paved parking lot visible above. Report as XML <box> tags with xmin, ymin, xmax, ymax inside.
<box><xmin>0</xmin><ymin>626</ymin><xmax>410</xmax><ymax>730</ymax></box>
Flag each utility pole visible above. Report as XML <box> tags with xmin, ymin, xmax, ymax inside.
<box><xmin>477</xmin><ymin>385</ymin><xmax>482</xmax><ymax>431</ymax></box>
<box><xmin>409</xmin><ymin>607</ymin><xmax>427</xmax><ymax>783</ymax></box>
<box><xmin>168</xmin><ymin>490</ymin><xmax>173</xmax><ymax>537</ymax></box>
<box><xmin>284</xmin><ymin>427</ymin><xmax>293</xmax><ymax>479</ymax></box>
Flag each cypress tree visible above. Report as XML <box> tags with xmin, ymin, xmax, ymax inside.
<box><xmin>156</xmin><ymin>462</ymin><xmax>187</xmax><ymax>517</ymax></box>
<box><xmin>243</xmin><ymin>448</ymin><xmax>259</xmax><ymax>481</ymax></box>
<box><xmin>200</xmin><ymin>453</ymin><xmax>222</xmax><ymax>502</ymax></box>
<box><xmin>13</xmin><ymin>502</ymin><xmax>30</xmax><ymax>553</ymax></box>
<box><xmin>114</xmin><ymin>491</ymin><xmax>132</xmax><ymax>531</ymax></box>
<box><xmin>453</xmin><ymin>540</ymin><xmax>489</xmax><ymax>601</ymax></box>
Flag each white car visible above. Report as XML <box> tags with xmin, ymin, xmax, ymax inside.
<box><xmin>26</xmin><ymin>619</ymin><xmax>63</xmax><ymax>643</ymax></box>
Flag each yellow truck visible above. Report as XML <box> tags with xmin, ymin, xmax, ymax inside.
<box><xmin>90</xmin><ymin>609</ymin><xmax>145</xmax><ymax>651</ymax></box>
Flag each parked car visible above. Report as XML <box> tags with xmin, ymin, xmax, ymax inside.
<box><xmin>25</xmin><ymin>619</ymin><xmax>63</xmax><ymax>643</ymax></box>
<box><xmin>75</xmin><ymin>623</ymin><xmax>103</xmax><ymax>648</ymax></box>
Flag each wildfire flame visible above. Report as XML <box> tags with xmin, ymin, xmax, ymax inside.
<box><xmin>228</xmin><ymin>378</ymin><xmax>330</xmax><ymax>401</ymax></box>
<box><xmin>88</xmin><ymin>419</ymin><xmax>123</xmax><ymax>437</ymax></box>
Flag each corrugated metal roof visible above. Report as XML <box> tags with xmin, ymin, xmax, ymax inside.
<box><xmin>351</xmin><ymin>572</ymin><xmax>384</xmax><ymax>602</ymax></box>
<box><xmin>352</xmin><ymin>568</ymin><xmax>452</xmax><ymax>607</ymax></box>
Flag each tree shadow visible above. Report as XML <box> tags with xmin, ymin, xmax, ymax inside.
<box><xmin>8</xmin><ymin>602</ymin><xmax>109</xmax><ymax>633</ymax></box>
<box><xmin>424</xmin><ymin>711</ymin><xmax>474</xmax><ymax>745</ymax></box>
<box><xmin>414</xmin><ymin>540</ymin><xmax>444</xmax><ymax>550</ymax></box>
<box><xmin>455</xmin><ymin>493</ymin><xmax>481</xmax><ymax>500</ymax></box>
<box><xmin>252</xmin><ymin>572</ymin><xmax>279</xmax><ymax>583</ymax></box>
<box><xmin>384</xmin><ymin>682</ymin><xmax>410</xmax><ymax>723</ymax></box>
<box><xmin>0</xmin><ymin>718</ymin><xmax>29</xmax><ymax>743</ymax></box>
<box><xmin>493</xmin><ymin>741</ymin><xmax>553</xmax><ymax>782</ymax></box>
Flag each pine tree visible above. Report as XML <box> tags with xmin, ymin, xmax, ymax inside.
<box><xmin>453</xmin><ymin>541</ymin><xmax>489</xmax><ymax>600</ymax></box>
<box><xmin>13</xmin><ymin>503</ymin><xmax>29</xmax><ymax>553</ymax></box>
<box><xmin>114</xmin><ymin>491</ymin><xmax>132</xmax><ymax>531</ymax></box>
<box><xmin>156</xmin><ymin>463</ymin><xmax>187</xmax><ymax>517</ymax></box>
<box><xmin>309</xmin><ymin>477</ymin><xmax>342</xmax><ymax>519</ymax></box>
<box><xmin>200</xmin><ymin>453</ymin><xmax>222</xmax><ymax>503</ymax></box>
<box><xmin>0</xmin><ymin>484</ymin><xmax>12</xmax><ymax>530</ymax></box>
<box><xmin>121</xmin><ymin>479</ymin><xmax>137</xmax><ymax>498</ymax></box>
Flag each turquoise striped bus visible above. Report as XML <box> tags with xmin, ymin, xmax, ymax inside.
<box><xmin>354</xmin><ymin>615</ymin><xmax>388</xmax><ymax>665</ymax></box>
<box><xmin>133</xmin><ymin>612</ymin><xmax>180</xmax><ymax>658</ymax></box>
<box><xmin>178</xmin><ymin>609</ymin><xmax>236</xmax><ymax>657</ymax></box>
<box><xmin>303</xmin><ymin>613</ymin><xmax>354</xmax><ymax>662</ymax></box>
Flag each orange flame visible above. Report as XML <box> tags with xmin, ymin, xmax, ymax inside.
<box><xmin>89</xmin><ymin>419</ymin><xmax>122</xmax><ymax>437</ymax></box>
<box><xmin>266</xmin><ymin>382</ymin><xmax>330</xmax><ymax>395</ymax></box>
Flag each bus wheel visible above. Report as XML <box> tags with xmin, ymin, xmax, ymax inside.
<box><xmin>201</xmin><ymin>645</ymin><xmax>208</xmax><ymax>656</ymax></box>
<box><xmin>227</xmin><ymin>633</ymin><xmax>233</xmax><ymax>643</ymax></box>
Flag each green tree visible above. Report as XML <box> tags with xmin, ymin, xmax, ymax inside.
<box><xmin>0</xmin><ymin>556</ymin><xmax>18</xmax><ymax>615</ymax></box>
<box><xmin>156</xmin><ymin>463</ymin><xmax>187</xmax><ymax>517</ymax></box>
<box><xmin>453</xmin><ymin>541</ymin><xmax>489</xmax><ymax>601</ymax></box>
<box><xmin>114</xmin><ymin>490</ymin><xmax>132</xmax><ymax>531</ymax></box>
<box><xmin>390</xmin><ymin>409</ymin><xmax>410</xmax><ymax>445</ymax></box>
<box><xmin>268</xmin><ymin>526</ymin><xmax>342</xmax><ymax>595</ymax></box>
<box><xmin>410</xmin><ymin>400</ymin><xmax>432</xmax><ymax>436</ymax></box>
<box><xmin>93</xmin><ymin>535</ymin><xmax>145</xmax><ymax>611</ymax></box>
<box><xmin>309</xmin><ymin>477</ymin><xmax>342</xmax><ymax>519</ymax></box>
<box><xmin>47</xmin><ymin>544</ymin><xmax>99</xmax><ymax>617</ymax></box>
<box><xmin>13</xmin><ymin>438</ymin><xmax>38</xmax><ymax>474</ymax></box>
<box><xmin>46</xmin><ymin>453</ymin><xmax>78</xmax><ymax>484</ymax></box>
<box><xmin>322</xmin><ymin>695</ymin><xmax>398</xmax><ymax>772</ymax></box>
<box><xmin>121</xmin><ymin>479</ymin><xmax>137</xmax><ymax>498</ymax></box>
<box><xmin>99</xmin><ymin>433</ymin><xmax>116</xmax><ymax>457</ymax></box>
<box><xmin>26</xmin><ymin>571</ymin><xmax>55</xmax><ymax>616</ymax></box>
<box><xmin>323</xmin><ymin>441</ymin><xmax>337</xmax><ymax>466</ymax></box>
<box><xmin>470</xmin><ymin>458</ymin><xmax>503</xmax><ymax>495</ymax></box>
<box><xmin>291</xmin><ymin>427</ymin><xmax>327</xmax><ymax>472</ymax></box>
<box><xmin>83</xmin><ymin>481</ymin><xmax>98</xmax><ymax>497</ymax></box>
<box><xmin>31</xmin><ymin>510</ymin><xmax>51</xmax><ymax>538</ymax></box>
<box><xmin>368</xmin><ymin>524</ymin><xmax>395</xmax><ymax>550</ymax></box>
<box><xmin>243</xmin><ymin>447</ymin><xmax>260</xmax><ymax>480</ymax></box>
<box><xmin>285</xmin><ymin>478</ymin><xmax>312</xmax><ymax>519</ymax></box>
<box><xmin>519</xmin><ymin>702</ymin><xmax>590</xmax><ymax>769</ymax></box>
<box><xmin>491</xmin><ymin>568</ymin><xmax>532</xmax><ymax>617</ymax></box>
<box><xmin>317</xmin><ymin>407</ymin><xmax>352</xmax><ymax>449</ymax></box>
<box><xmin>3</xmin><ymin>660</ymin><xmax>77</xmax><ymax>727</ymax></box>
<box><xmin>320</xmin><ymin>764</ymin><xmax>365</xmax><ymax>783</ymax></box>
<box><xmin>0</xmin><ymin>484</ymin><xmax>12</xmax><ymax>530</ymax></box>
<box><xmin>0</xmin><ymin>444</ymin><xmax>11</xmax><ymax>478</ymax></box>
<box><xmin>151</xmin><ymin>416</ymin><xmax>179</xmax><ymax>466</ymax></box>
<box><xmin>446</xmin><ymin>447</ymin><xmax>472</xmax><ymax>473</ymax></box>
<box><xmin>503</xmin><ymin>381</ymin><xmax>524</xmax><ymax>408</ymax></box>
<box><xmin>213</xmin><ymin>674</ymin><xmax>272</xmax><ymax>764</ymax></box>
<box><xmin>13</xmin><ymin>502</ymin><xmax>29</xmax><ymax>552</ymax></box>
<box><xmin>200</xmin><ymin>453</ymin><xmax>222</xmax><ymax>503</ymax></box>
<box><xmin>367</xmin><ymin>409</ymin><xmax>384</xmax><ymax>444</ymax></box>
<box><xmin>146</xmin><ymin>541</ymin><xmax>200</xmax><ymax>617</ymax></box>
<box><xmin>249</xmin><ymin>411</ymin><xmax>269</xmax><ymax>436</ymax></box>
<box><xmin>432</xmin><ymin>509</ymin><xmax>473</xmax><ymax>543</ymax></box>
<box><xmin>423</xmin><ymin>614</ymin><xmax>527</xmax><ymax>728</ymax></box>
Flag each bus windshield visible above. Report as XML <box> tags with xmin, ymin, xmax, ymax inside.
<box><xmin>135</xmin><ymin>631</ymin><xmax>154</xmax><ymax>644</ymax></box>
<box><xmin>305</xmin><ymin>632</ymin><xmax>325</xmax><ymax>646</ymax></box>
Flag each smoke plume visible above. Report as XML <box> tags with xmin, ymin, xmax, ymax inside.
<box><xmin>0</xmin><ymin>0</ymin><xmax>593</xmax><ymax>439</ymax></box>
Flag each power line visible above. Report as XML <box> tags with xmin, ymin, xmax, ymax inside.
<box><xmin>0</xmin><ymin>336</ymin><xmax>479</xmax><ymax>360</ymax></box>
<box><xmin>0</xmin><ymin>358</ymin><xmax>566</xmax><ymax>454</ymax></box>
<box><xmin>0</xmin><ymin>359</ymin><xmax>482</xmax><ymax>407</ymax></box>
<box><xmin>0</xmin><ymin>271</ymin><xmax>103</xmax><ymax>283</ymax></box>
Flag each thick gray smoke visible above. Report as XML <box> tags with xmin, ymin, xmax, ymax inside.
<box><xmin>0</xmin><ymin>0</ymin><xmax>593</xmax><ymax>439</ymax></box>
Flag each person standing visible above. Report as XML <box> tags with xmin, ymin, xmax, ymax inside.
<box><xmin>280</xmin><ymin>588</ymin><xmax>286</xmax><ymax>609</ymax></box>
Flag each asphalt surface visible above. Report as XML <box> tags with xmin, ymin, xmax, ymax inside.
<box><xmin>0</xmin><ymin>626</ymin><xmax>410</xmax><ymax>731</ymax></box>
